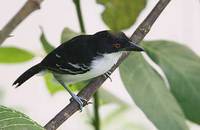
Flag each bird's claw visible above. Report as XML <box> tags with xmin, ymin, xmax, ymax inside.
<box><xmin>70</xmin><ymin>94</ymin><xmax>90</xmax><ymax>112</ymax></box>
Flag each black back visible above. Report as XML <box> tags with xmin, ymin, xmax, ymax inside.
<box><xmin>40</xmin><ymin>30</ymin><xmax>131</xmax><ymax>74</ymax></box>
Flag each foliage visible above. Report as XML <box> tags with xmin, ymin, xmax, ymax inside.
<box><xmin>43</xmin><ymin>73</ymin><xmax>65</xmax><ymax>94</ymax></box>
<box><xmin>40</xmin><ymin>28</ymin><xmax>55</xmax><ymax>54</ymax></box>
<box><xmin>0</xmin><ymin>106</ymin><xmax>44</xmax><ymax>130</ymax></box>
<box><xmin>61</xmin><ymin>27</ymin><xmax>80</xmax><ymax>43</ymax></box>
<box><xmin>143</xmin><ymin>40</ymin><xmax>200</xmax><ymax>124</ymax></box>
<box><xmin>0</xmin><ymin>47</ymin><xmax>34</xmax><ymax>63</ymax></box>
<box><xmin>0</xmin><ymin>0</ymin><xmax>200</xmax><ymax>130</ymax></box>
<box><xmin>120</xmin><ymin>53</ymin><xmax>188</xmax><ymax>130</ymax></box>
<box><xmin>97</xmin><ymin>0</ymin><xmax>147</xmax><ymax>31</ymax></box>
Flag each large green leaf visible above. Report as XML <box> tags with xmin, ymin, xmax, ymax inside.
<box><xmin>143</xmin><ymin>40</ymin><xmax>200</xmax><ymax>124</ymax></box>
<box><xmin>0</xmin><ymin>106</ymin><xmax>44</xmax><ymax>130</ymax></box>
<box><xmin>119</xmin><ymin>53</ymin><xmax>188</xmax><ymax>130</ymax></box>
<box><xmin>97</xmin><ymin>0</ymin><xmax>147</xmax><ymax>31</ymax></box>
<box><xmin>0</xmin><ymin>47</ymin><xmax>34</xmax><ymax>63</ymax></box>
<box><xmin>61</xmin><ymin>27</ymin><xmax>80</xmax><ymax>43</ymax></box>
<box><xmin>40</xmin><ymin>29</ymin><xmax>55</xmax><ymax>53</ymax></box>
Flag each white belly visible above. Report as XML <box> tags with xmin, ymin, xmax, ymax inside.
<box><xmin>58</xmin><ymin>52</ymin><xmax>122</xmax><ymax>84</ymax></box>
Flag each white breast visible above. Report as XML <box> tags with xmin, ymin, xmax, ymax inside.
<box><xmin>58</xmin><ymin>52</ymin><xmax>122</xmax><ymax>84</ymax></box>
<box><xmin>90</xmin><ymin>52</ymin><xmax>122</xmax><ymax>76</ymax></box>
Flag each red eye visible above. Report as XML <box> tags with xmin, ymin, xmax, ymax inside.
<box><xmin>113</xmin><ymin>43</ymin><xmax>121</xmax><ymax>48</ymax></box>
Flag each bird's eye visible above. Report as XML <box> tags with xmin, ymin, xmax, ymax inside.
<box><xmin>112</xmin><ymin>43</ymin><xmax>121</xmax><ymax>49</ymax></box>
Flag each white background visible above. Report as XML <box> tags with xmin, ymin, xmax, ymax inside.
<box><xmin>0</xmin><ymin>0</ymin><xmax>200</xmax><ymax>130</ymax></box>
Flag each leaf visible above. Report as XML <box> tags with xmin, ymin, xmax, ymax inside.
<box><xmin>143</xmin><ymin>40</ymin><xmax>200</xmax><ymax>124</ymax></box>
<box><xmin>97</xmin><ymin>0</ymin><xmax>147</xmax><ymax>31</ymax></box>
<box><xmin>0</xmin><ymin>105</ymin><xmax>44</xmax><ymax>130</ymax></box>
<box><xmin>0</xmin><ymin>47</ymin><xmax>34</xmax><ymax>63</ymax></box>
<box><xmin>61</xmin><ymin>27</ymin><xmax>80</xmax><ymax>43</ymax></box>
<box><xmin>44</xmin><ymin>73</ymin><xmax>65</xmax><ymax>94</ymax></box>
<box><xmin>119</xmin><ymin>53</ymin><xmax>188</xmax><ymax>130</ymax></box>
<box><xmin>44</xmin><ymin>73</ymin><xmax>89</xmax><ymax>94</ymax></box>
<box><xmin>40</xmin><ymin>28</ymin><xmax>55</xmax><ymax>53</ymax></box>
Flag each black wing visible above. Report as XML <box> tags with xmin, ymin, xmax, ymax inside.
<box><xmin>40</xmin><ymin>35</ymin><xmax>98</xmax><ymax>75</ymax></box>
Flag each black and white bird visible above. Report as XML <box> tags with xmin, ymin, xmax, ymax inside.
<box><xmin>13</xmin><ymin>30</ymin><xmax>144</xmax><ymax>110</ymax></box>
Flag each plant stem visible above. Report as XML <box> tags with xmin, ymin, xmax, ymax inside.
<box><xmin>93</xmin><ymin>92</ymin><xmax>100</xmax><ymax>130</ymax></box>
<box><xmin>72</xmin><ymin>0</ymin><xmax>100</xmax><ymax>130</ymax></box>
<box><xmin>73</xmin><ymin>0</ymin><xmax>86</xmax><ymax>33</ymax></box>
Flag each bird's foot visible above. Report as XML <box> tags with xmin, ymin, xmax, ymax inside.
<box><xmin>70</xmin><ymin>94</ymin><xmax>91</xmax><ymax>112</ymax></box>
<box><xmin>104</xmin><ymin>70</ymin><xmax>112</xmax><ymax>82</ymax></box>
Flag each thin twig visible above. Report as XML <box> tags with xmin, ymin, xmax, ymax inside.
<box><xmin>44</xmin><ymin>0</ymin><xmax>171</xmax><ymax>130</ymax></box>
<box><xmin>73</xmin><ymin>0</ymin><xmax>86</xmax><ymax>33</ymax></box>
<box><xmin>0</xmin><ymin>0</ymin><xmax>44</xmax><ymax>45</ymax></box>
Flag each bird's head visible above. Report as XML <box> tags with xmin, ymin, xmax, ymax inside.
<box><xmin>93</xmin><ymin>30</ymin><xmax>144</xmax><ymax>54</ymax></box>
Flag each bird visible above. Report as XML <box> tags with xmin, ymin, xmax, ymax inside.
<box><xmin>13</xmin><ymin>30</ymin><xmax>144</xmax><ymax>111</ymax></box>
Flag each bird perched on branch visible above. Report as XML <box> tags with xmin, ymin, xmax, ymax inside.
<box><xmin>13</xmin><ymin>30</ymin><xmax>144</xmax><ymax>111</ymax></box>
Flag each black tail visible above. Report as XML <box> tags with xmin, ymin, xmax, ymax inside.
<box><xmin>13</xmin><ymin>64</ymin><xmax>44</xmax><ymax>88</ymax></box>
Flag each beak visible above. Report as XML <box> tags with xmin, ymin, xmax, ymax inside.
<box><xmin>125</xmin><ymin>41</ymin><xmax>144</xmax><ymax>51</ymax></box>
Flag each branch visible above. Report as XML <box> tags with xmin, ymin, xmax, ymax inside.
<box><xmin>44</xmin><ymin>0</ymin><xmax>171</xmax><ymax>130</ymax></box>
<box><xmin>0</xmin><ymin>0</ymin><xmax>44</xmax><ymax>45</ymax></box>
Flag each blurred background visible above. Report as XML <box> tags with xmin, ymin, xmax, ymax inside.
<box><xmin>0</xmin><ymin>0</ymin><xmax>200</xmax><ymax>130</ymax></box>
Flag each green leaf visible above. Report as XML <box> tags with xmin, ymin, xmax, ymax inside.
<box><xmin>61</xmin><ymin>27</ymin><xmax>80</xmax><ymax>43</ymax></box>
<box><xmin>44</xmin><ymin>73</ymin><xmax>65</xmax><ymax>94</ymax></box>
<box><xmin>40</xmin><ymin>28</ymin><xmax>55</xmax><ymax>53</ymax></box>
<box><xmin>119</xmin><ymin>53</ymin><xmax>188</xmax><ymax>130</ymax></box>
<box><xmin>0</xmin><ymin>105</ymin><xmax>44</xmax><ymax>130</ymax></box>
<box><xmin>143</xmin><ymin>40</ymin><xmax>200</xmax><ymax>124</ymax></box>
<box><xmin>44</xmin><ymin>73</ymin><xmax>89</xmax><ymax>94</ymax></box>
<box><xmin>97</xmin><ymin>0</ymin><xmax>147</xmax><ymax>31</ymax></box>
<box><xmin>0</xmin><ymin>47</ymin><xmax>34</xmax><ymax>63</ymax></box>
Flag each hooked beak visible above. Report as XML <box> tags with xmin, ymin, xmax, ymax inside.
<box><xmin>125</xmin><ymin>41</ymin><xmax>144</xmax><ymax>51</ymax></box>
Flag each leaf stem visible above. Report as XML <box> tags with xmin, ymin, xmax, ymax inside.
<box><xmin>93</xmin><ymin>92</ymin><xmax>100</xmax><ymax>130</ymax></box>
<box><xmin>73</xmin><ymin>0</ymin><xmax>86</xmax><ymax>33</ymax></box>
